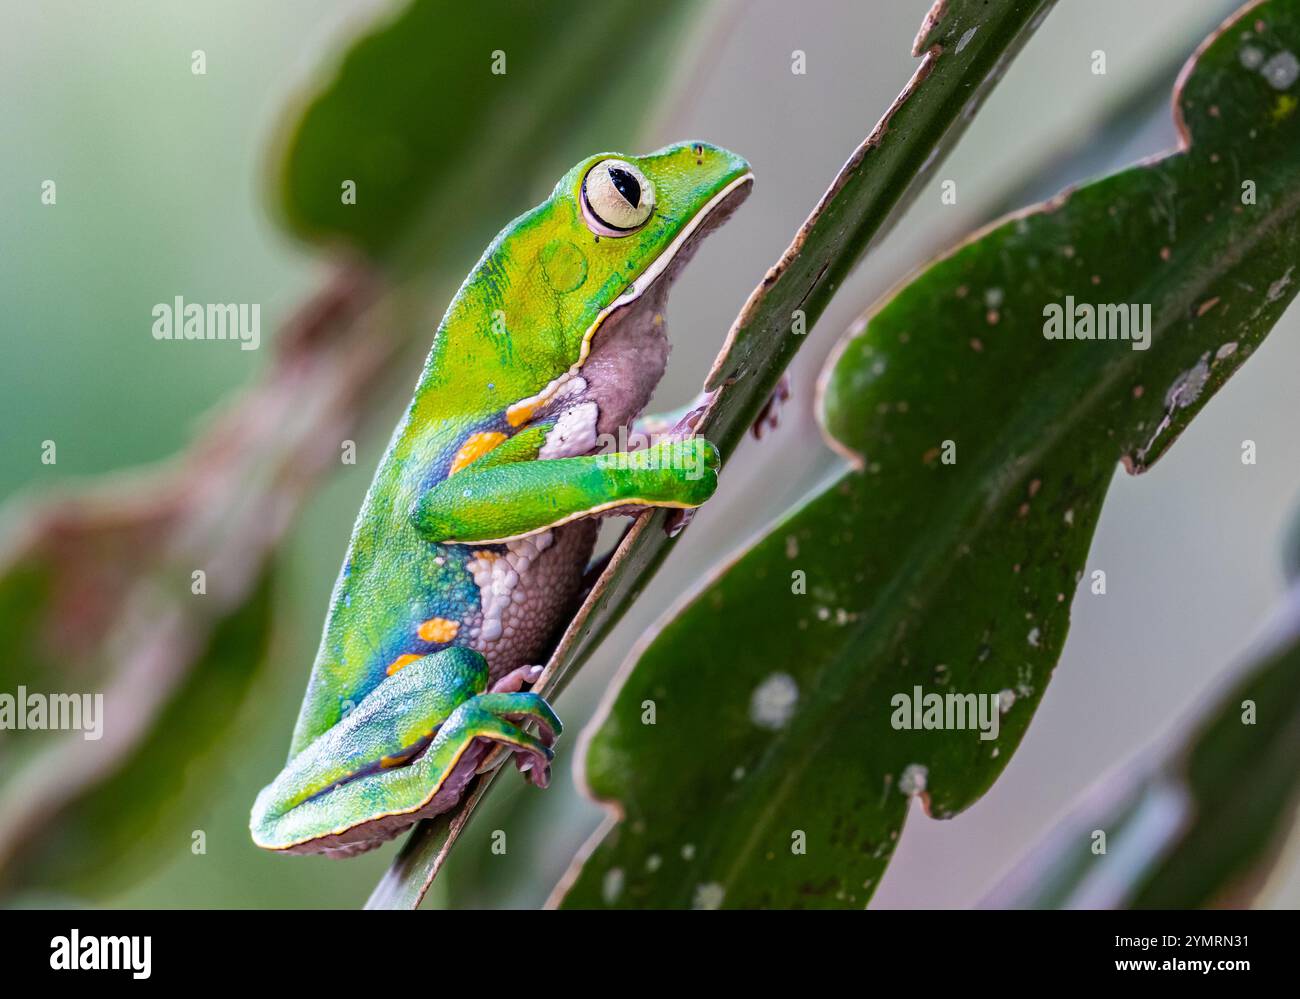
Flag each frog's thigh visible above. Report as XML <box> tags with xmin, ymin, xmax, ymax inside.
<box><xmin>250</xmin><ymin>647</ymin><xmax>487</xmax><ymax>850</ymax></box>
<box><xmin>252</xmin><ymin>651</ymin><xmax>562</xmax><ymax>852</ymax></box>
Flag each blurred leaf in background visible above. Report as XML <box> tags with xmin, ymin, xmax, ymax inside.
<box><xmin>278</xmin><ymin>0</ymin><xmax>700</xmax><ymax>271</ymax></box>
<box><xmin>984</xmin><ymin>503</ymin><xmax>1300</xmax><ymax>908</ymax></box>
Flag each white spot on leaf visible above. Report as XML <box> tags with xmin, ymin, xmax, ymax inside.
<box><xmin>693</xmin><ymin>882</ymin><xmax>725</xmax><ymax>909</ymax></box>
<box><xmin>1266</xmin><ymin>266</ymin><xmax>1294</xmax><ymax>304</ymax></box>
<box><xmin>1261</xmin><ymin>50</ymin><xmax>1299</xmax><ymax>90</ymax></box>
<box><xmin>750</xmin><ymin>672</ymin><xmax>799</xmax><ymax>729</ymax></box>
<box><xmin>602</xmin><ymin>867</ymin><xmax>624</xmax><ymax>905</ymax></box>
<box><xmin>899</xmin><ymin>764</ymin><xmax>928</xmax><ymax>797</ymax></box>
<box><xmin>1165</xmin><ymin>353</ymin><xmax>1211</xmax><ymax>411</ymax></box>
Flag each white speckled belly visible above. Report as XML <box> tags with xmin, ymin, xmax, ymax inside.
<box><xmin>464</xmin><ymin>520</ymin><xmax>599</xmax><ymax>677</ymax></box>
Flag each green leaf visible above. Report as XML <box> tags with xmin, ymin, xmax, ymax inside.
<box><xmin>369</xmin><ymin>0</ymin><xmax>1058</xmax><ymax>908</ymax></box>
<box><xmin>557</xmin><ymin>0</ymin><xmax>1300</xmax><ymax>908</ymax></box>
<box><xmin>984</xmin><ymin>520</ymin><xmax>1300</xmax><ymax>908</ymax></box>
<box><xmin>275</xmin><ymin>0</ymin><xmax>698</xmax><ymax>268</ymax></box>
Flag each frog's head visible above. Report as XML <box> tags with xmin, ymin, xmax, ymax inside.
<box><xmin>483</xmin><ymin>142</ymin><xmax>751</xmax><ymax>425</ymax></box>
<box><xmin>560</xmin><ymin>141</ymin><xmax>752</xmax><ymax>285</ymax></box>
<box><xmin>559</xmin><ymin>141</ymin><xmax>752</xmax><ymax>359</ymax></box>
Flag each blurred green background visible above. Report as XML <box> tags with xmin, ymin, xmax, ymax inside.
<box><xmin>3</xmin><ymin>0</ymin><xmax>1298</xmax><ymax>907</ymax></box>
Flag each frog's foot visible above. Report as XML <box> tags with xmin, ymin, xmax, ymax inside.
<box><xmin>659</xmin><ymin>379</ymin><xmax>785</xmax><ymax>536</ymax></box>
<box><xmin>483</xmin><ymin>666</ymin><xmax>557</xmax><ymax>779</ymax></box>
<box><xmin>751</xmin><ymin>374</ymin><xmax>790</xmax><ymax>440</ymax></box>
<box><xmin>454</xmin><ymin>691</ymin><xmax>561</xmax><ymax>789</ymax></box>
<box><xmin>662</xmin><ymin>399</ymin><xmax>711</xmax><ymax>441</ymax></box>
<box><xmin>632</xmin><ymin>391</ymin><xmax>715</xmax><ymax>443</ymax></box>
<box><xmin>490</xmin><ymin>663</ymin><xmax>544</xmax><ymax>694</ymax></box>
<box><xmin>664</xmin><ymin>505</ymin><xmax>698</xmax><ymax>538</ymax></box>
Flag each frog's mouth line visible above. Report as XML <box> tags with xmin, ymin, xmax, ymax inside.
<box><xmin>505</xmin><ymin>172</ymin><xmax>754</xmax><ymax>425</ymax></box>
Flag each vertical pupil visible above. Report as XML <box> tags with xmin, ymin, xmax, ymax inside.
<box><xmin>607</xmin><ymin>166</ymin><xmax>641</xmax><ymax>208</ymax></box>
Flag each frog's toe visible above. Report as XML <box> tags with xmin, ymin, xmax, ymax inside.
<box><xmin>489</xmin><ymin>663</ymin><xmax>545</xmax><ymax>694</ymax></box>
<box><xmin>475</xmin><ymin>690</ymin><xmax>562</xmax><ymax>745</ymax></box>
<box><xmin>454</xmin><ymin>691</ymin><xmax>560</xmax><ymax>790</ymax></box>
<box><xmin>750</xmin><ymin>373</ymin><xmax>790</xmax><ymax>440</ymax></box>
<box><xmin>516</xmin><ymin>752</ymin><xmax>552</xmax><ymax>789</ymax></box>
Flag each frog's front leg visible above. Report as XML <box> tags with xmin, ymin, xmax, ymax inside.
<box><xmin>250</xmin><ymin>647</ymin><xmax>560</xmax><ymax>856</ymax></box>
<box><xmin>413</xmin><ymin>435</ymin><xmax>721</xmax><ymax>544</ymax></box>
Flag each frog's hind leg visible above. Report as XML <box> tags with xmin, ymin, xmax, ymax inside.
<box><xmin>250</xmin><ymin>647</ymin><xmax>560</xmax><ymax>856</ymax></box>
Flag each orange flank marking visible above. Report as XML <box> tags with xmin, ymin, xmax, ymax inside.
<box><xmin>505</xmin><ymin>399</ymin><xmax>539</xmax><ymax>428</ymax></box>
<box><xmin>418</xmin><ymin>617</ymin><xmax>460</xmax><ymax>644</ymax></box>
<box><xmin>449</xmin><ymin>431</ymin><xmax>507</xmax><ymax>475</ymax></box>
<box><xmin>386</xmin><ymin>653</ymin><xmax>423</xmax><ymax>676</ymax></box>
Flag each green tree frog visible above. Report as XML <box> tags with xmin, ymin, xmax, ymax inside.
<box><xmin>251</xmin><ymin>142</ymin><xmax>752</xmax><ymax>856</ymax></box>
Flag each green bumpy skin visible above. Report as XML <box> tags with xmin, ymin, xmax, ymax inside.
<box><xmin>251</xmin><ymin>142</ymin><xmax>752</xmax><ymax>856</ymax></box>
<box><xmin>415</xmin><ymin>437</ymin><xmax>722</xmax><ymax>543</ymax></box>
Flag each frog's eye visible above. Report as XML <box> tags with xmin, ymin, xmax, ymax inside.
<box><xmin>581</xmin><ymin>158</ymin><xmax>655</xmax><ymax>237</ymax></box>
